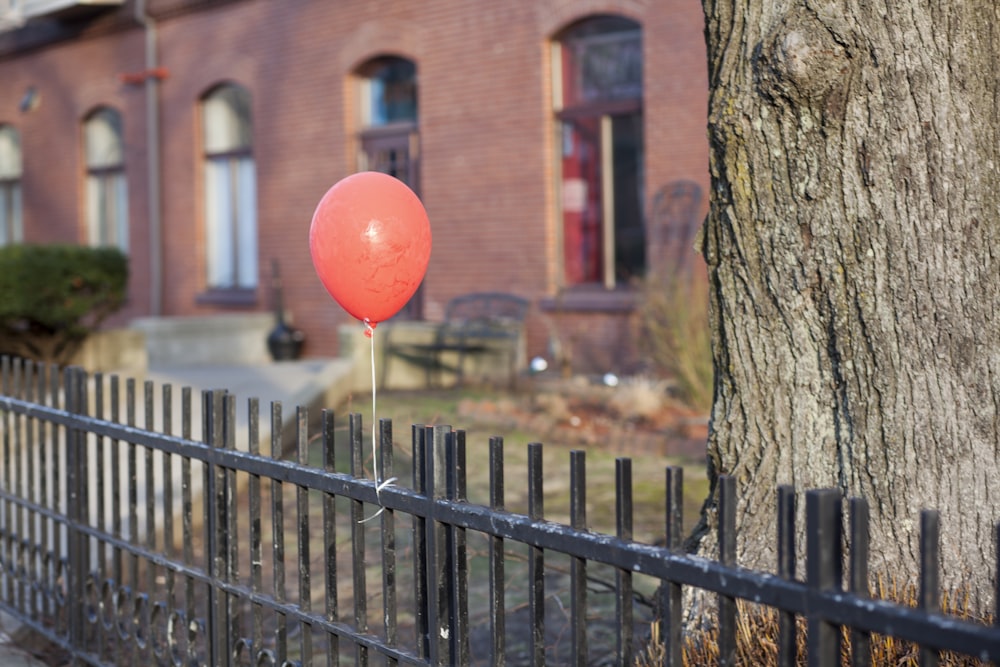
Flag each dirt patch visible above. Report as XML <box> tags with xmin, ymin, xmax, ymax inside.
<box><xmin>456</xmin><ymin>376</ymin><xmax>709</xmax><ymax>463</ymax></box>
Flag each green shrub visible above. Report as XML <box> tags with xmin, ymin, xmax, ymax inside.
<box><xmin>0</xmin><ymin>244</ymin><xmax>128</xmax><ymax>365</ymax></box>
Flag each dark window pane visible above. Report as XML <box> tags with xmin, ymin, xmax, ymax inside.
<box><xmin>561</xmin><ymin>16</ymin><xmax>642</xmax><ymax>108</ymax></box>
<box><xmin>366</xmin><ymin>58</ymin><xmax>417</xmax><ymax>126</ymax></box>
<box><xmin>612</xmin><ymin>113</ymin><xmax>644</xmax><ymax>281</ymax></box>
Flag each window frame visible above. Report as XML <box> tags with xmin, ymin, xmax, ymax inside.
<box><xmin>199</xmin><ymin>83</ymin><xmax>258</xmax><ymax>301</ymax></box>
<box><xmin>83</xmin><ymin>108</ymin><xmax>129</xmax><ymax>253</ymax></box>
<box><xmin>355</xmin><ymin>56</ymin><xmax>424</xmax><ymax>320</ymax></box>
<box><xmin>553</xmin><ymin>16</ymin><xmax>645</xmax><ymax>295</ymax></box>
<box><xmin>0</xmin><ymin>124</ymin><xmax>23</xmax><ymax>247</ymax></box>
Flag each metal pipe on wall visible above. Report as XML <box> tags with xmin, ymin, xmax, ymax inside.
<box><xmin>135</xmin><ymin>0</ymin><xmax>162</xmax><ymax>316</ymax></box>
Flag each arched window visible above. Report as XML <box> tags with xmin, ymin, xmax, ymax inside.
<box><xmin>84</xmin><ymin>108</ymin><xmax>128</xmax><ymax>252</ymax></box>
<box><xmin>357</xmin><ymin>56</ymin><xmax>419</xmax><ymax>185</ymax></box>
<box><xmin>0</xmin><ymin>125</ymin><xmax>22</xmax><ymax>246</ymax></box>
<box><xmin>555</xmin><ymin>15</ymin><xmax>644</xmax><ymax>288</ymax></box>
<box><xmin>357</xmin><ymin>55</ymin><xmax>423</xmax><ymax>318</ymax></box>
<box><xmin>202</xmin><ymin>83</ymin><xmax>257</xmax><ymax>291</ymax></box>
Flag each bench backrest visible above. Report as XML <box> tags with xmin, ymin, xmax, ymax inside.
<box><xmin>440</xmin><ymin>292</ymin><xmax>529</xmax><ymax>339</ymax></box>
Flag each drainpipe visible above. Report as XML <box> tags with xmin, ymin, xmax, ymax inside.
<box><xmin>135</xmin><ymin>0</ymin><xmax>163</xmax><ymax>316</ymax></box>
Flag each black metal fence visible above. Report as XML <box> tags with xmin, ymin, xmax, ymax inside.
<box><xmin>1</xmin><ymin>357</ymin><xmax>1000</xmax><ymax>666</ymax></box>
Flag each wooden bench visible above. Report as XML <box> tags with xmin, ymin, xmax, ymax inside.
<box><xmin>383</xmin><ymin>292</ymin><xmax>530</xmax><ymax>388</ymax></box>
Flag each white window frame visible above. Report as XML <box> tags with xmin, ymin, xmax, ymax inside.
<box><xmin>0</xmin><ymin>124</ymin><xmax>23</xmax><ymax>246</ymax></box>
<box><xmin>84</xmin><ymin>108</ymin><xmax>129</xmax><ymax>253</ymax></box>
<box><xmin>202</xmin><ymin>84</ymin><xmax>258</xmax><ymax>291</ymax></box>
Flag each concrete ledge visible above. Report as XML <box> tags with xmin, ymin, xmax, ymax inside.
<box><xmin>71</xmin><ymin>327</ymin><xmax>148</xmax><ymax>374</ymax></box>
<box><xmin>131</xmin><ymin>313</ymin><xmax>275</xmax><ymax>366</ymax></box>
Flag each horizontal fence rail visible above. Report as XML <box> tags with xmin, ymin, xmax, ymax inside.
<box><xmin>0</xmin><ymin>358</ymin><xmax>999</xmax><ymax>665</ymax></box>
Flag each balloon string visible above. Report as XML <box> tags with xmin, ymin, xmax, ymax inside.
<box><xmin>361</xmin><ymin>320</ymin><xmax>395</xmax><ymax>524</ymax></box>
<box><xmin>370</xmin><ymin>322</ymin><xmax>378</xmax><ymax>486</ymax></box>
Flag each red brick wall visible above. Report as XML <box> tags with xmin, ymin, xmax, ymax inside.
<box><xmin>0</xmin><ymin>0</ymin><xmax>709</xmax><ymax>373</ymax></box>
<box><xmin>0</xmin><ymin>28</ymin><xmax>151</xmax><ymax>327</ymax></box>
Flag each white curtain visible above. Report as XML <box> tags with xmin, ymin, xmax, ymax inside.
<box><xmin>0</xmin><ymin>126</ymin><xmax>21</xmax><ymax>179</ymax></box>
<box><xmin>0</xmin><ymin>184</ymin><xmax>21</xmax><ymax>245</ymax></box>
<box><xmin>205</xmin><ymin>156</ymin><xmax>257</xmax><ymax>289</ymax></box>
<box><xmin>112</xmin><ymin>173</ymin><xmax>128</xmax><ymax>252</ymax></box>
<box><xmin>86</xmin><ymin>176</ymin><xmax>101</xmax><ymax>246</ymax></box>
<box><xmin>203</xmin><ymin>85</ymin><xmax>256</xmax><ymax>288</ymax></box>
<box><xmin>236</xmin><ymin>158</ymin><xmax>258</xmax><ymax>288</ymax></box>
<box><xmin>205</xmin><ymin>159</ymin><xmax>234</xmax><ymax>288</ymax></box>
<box><xmin>0</xmin><ymin>125</ymin><xmax>21</xmax><ymax>246</ymax></box>
<box><xmin>84</xmin><ymin>110</ymin><xmax>128</xmax><ymax>252</ymax></box>
<box><xmin>86</xmin><ymin>172</ymin><xmax>128</xmax><ymax>252</ymax></box>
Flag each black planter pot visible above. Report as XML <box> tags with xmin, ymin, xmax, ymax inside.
<box><xmin>267</xmin><ymin>320</ymin><xmax>305</xmax><ymax>361</ymax></box>
<box><xmin>266</xmin><ymin>259</ymin><xmax>305</xmax><ymax>361</ymax></box>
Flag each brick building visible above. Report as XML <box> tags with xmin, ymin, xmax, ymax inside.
<box><xmin>0</xmin><ymin>0</ymin><xmax>709</xmax><ymax>374</ymax></box>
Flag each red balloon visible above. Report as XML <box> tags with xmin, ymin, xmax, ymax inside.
<box><xmin>309</xmin><ymin>172</ymin><xmax>432</xmax><ymax>326</ymax></box>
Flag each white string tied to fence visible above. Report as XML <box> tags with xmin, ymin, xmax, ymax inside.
<box><xmin>361</xmin><ymin>320</ymin><xmax>395</xmax><ymax>523</ymax></box>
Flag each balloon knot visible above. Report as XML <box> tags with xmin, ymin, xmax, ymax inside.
<box><xmin>363</xmin><ymin>319</ymin><xmax>377</xmax><ymax>338</ymax></box>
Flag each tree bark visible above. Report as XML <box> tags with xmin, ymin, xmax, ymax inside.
<box><xmin>697</xmin><ymin>0</ymin><xmax>1000</xmax><ymax>608</ymax></box>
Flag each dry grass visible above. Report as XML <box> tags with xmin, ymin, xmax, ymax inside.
<box><xmin>635</xmin><ymin>577</ymin><xmax>992</xmax><ymax>666</ymax></box>
<box><xmin>637</xmin><ymin>271</ymin><xmax>713</xmax><ymax>414</ymax></box>
<box><xmin>608</xmin><ymin>375</ymin><xmax>674</xmax><ymax>421</ymax></box>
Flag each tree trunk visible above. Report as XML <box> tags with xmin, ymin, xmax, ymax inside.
<box><xmin>697</xmin><ymin>0</ymin><xmax>1000</xmax><ymax>608</ymax></box>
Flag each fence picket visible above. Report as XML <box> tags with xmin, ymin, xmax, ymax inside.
<box><xmin>616</xmin><ymin>457</ymin><xmax>634</xmax><ymax>666</ymax></box>
<box><xmin>663</xmin><ymin>465</ymin><xmax>684</xmax><ymax>667</ymax></box>
<box><xmin>34</xmin><ymin>364</ymin><xmax>52</xmax><ymax>637</ymax></box>
<box><xmin>23</xmin><ymin>363</ymin><xmax>35</xmax><ymax>626</ymax></box>
<box><xmin>126</xmin><ymin>377</ymin><xmax>138</xmax><ymax>622</ymax></box>
<box><xmin>322</xmin><ymin>409</ymin><xmax>339</xmax><ymax>666</ymax></box>
<box><xmin>205</xmin><ymin>389</ymin><xmax>227</xmax><ymax>667</ymax></box>
<box><xmin>350</xmin><ymin>412</ymin><xmax>369</xmax><ymax>666</ymax></box>
<box><xmin>144</xmin><ymin>380</ymin><xmax>157</xmax><ymax>654</ymax></box>
<box><xmin>849</xmin><ymin>497</ymin><xmax>871</xmax><ymax>667</ymax></box>
<box><xmin>90</xmin><ymin>372</ymin><xmax>106</xmax><ymax>661</ymax></box>
<box><xmin>427</xmin><ymin>424</ymin><xmax>451</xmax><ymax>666</ymax></box>
<box><xmin>451</xmin><ymin>429</ymin><xmax>470</xmax><ymax>665</ymax></box>
<box><xmin>65</xmin><ymin>367</ymin><xmax>86</xmax><ymax>654</ymax></box>
<box><xmin>806</xmin><ymin>488</ymin><xmax>843</xmax><ymax>667</ymax></box>
<box><xmin>37</xmin><ymin>363</ymin><xmax>52</xmax><ymax>629</ymax></box>
<box><xmin>488</xmin><ymin>436</ymin><xmax>505</xmax><ymax>667</ymax></box>
<box><xmin>379</xmin><ymin>418</ymin><xmax>398</xmax><ymax>665</ymax></box>
<box><xmin>248</xmin><ymin>396</ymin><xmax>264</xmax><ymax>662</ymax></box>
<box><xmin>776</xmin><ymin>485</ymin><xmax>797</xmax><ymax>667</ymax></box>
<box><xmin>0</xmin><ymin>357</ymin><xmax>10</xmax><ymax>617</ymax></box>
<box><xmin>570</xmin><ymin>450</ymin><xmax>587</xmax><ymax>667</ymax></box>
<box><xmin>159</xmin><ymin>382</ymin><xmax>176</xmax><ymax>663</ymax></box>
<box><xmin>412</xmin><ymin>424</ymin><xmax>429</xmax><ymax>660</ymax></box>
<box><xmin>919</xmin><ymin>510</ymin><xmax>941</xmax><ymax>667</ymax></box>
<box><xmin>528</xmin><ymin>442</ymin><xmax>545</xmax><ymax>667</ymax></box>
<box><xmin>54</xmin><ymin>367</ymin><xmax>66</xmax><ymax>641</ymax></box>
<box><xmin>718</xmin><ymin>474</ymin><xmax>737</xmax><ymax>666</ymax></box>
<box><xmin>224</xmin><ymin>394</ymin><xmax>240</xmax><ymax>664</ymax></box>
<box><xmin>271</xmin><ymin>401</ymin><xmax>288</xmax><ymax>664</ymax></box>
<box><xmin>15</xmin><ymin>363</ymin><xmax>26</xmax><ymax>621</ymax></box>
<box><xmin>296</xmin><ymin>405</ymin><xmax>313</xmax><ymax>665</ymax></box>
<box><xmin>181</xmin><ymin>385</ymin><xmax>198</xmax><ymax>666</ymax></box>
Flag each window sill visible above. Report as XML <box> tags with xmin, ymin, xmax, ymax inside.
<box><xmin>195</xmin><ymin>288</ymin><xmax>258</xmax><ymax>307</ymax></box>
<box><xmin>539</xmin><ymin>287</ymin><xmax>636</xmax><ymax>313</ymax></box>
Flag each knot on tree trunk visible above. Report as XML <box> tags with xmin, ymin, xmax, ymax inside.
<box><xmin>756</xmin><ymin>8</ymin><xmax>853</xmax><ymax>106</ymax></box>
